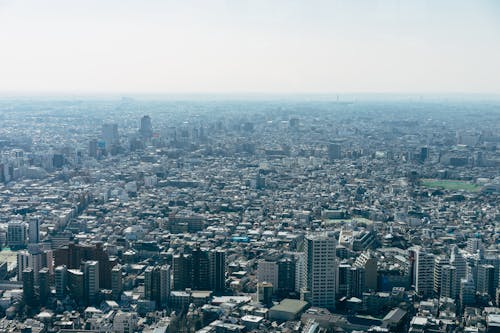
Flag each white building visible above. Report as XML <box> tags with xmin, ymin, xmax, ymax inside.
<box><xmin>301</xmin><ymin>232</ymin><xmax>337</xmax><ymax>309</ymax></box>
<box><xmin>113</xmin><ymin>311</ymin><xmax>137</xmax><ymax>333</ymax></box>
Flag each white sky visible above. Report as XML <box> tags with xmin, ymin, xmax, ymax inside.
<box><xmin>0</xmin><ymin>0</ymin><xmax>499</xmax><ymax>95</ymax></box>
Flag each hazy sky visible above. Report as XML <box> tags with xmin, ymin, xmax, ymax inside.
<box><xmin>0</xmin><ymin>0</ymin><xmax>499</xmax><ymax>95</ymax></box>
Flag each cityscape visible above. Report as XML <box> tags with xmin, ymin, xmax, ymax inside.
<box><xmin>0</xmin><ymin>98</ymin><xmax>498</xmax><ymax>332</ymax></box>
<box><xmin>1</xmin><ymin>0</ymin><xmax>500</xmax><ymax>332</ymax></box>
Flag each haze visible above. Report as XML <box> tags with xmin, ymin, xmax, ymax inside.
<box><xmin>0</xmin><ymin>0</ymin><xmax>499</xmax><ymax>95</ymax></box>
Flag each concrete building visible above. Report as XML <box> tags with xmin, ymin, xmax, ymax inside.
<box><xmin>84</xmin><ymin>260</ymin><xmax>100</xmax><ymax>305</ymax></box>
<box><xmin>7</xmin><ymin>221</ymin><xmax>27</xmax><ymax>248</ymax></box>
<box><xmin>301</xmin><ymin>232</ymin><xmax>337</xmax><ymax>310</ymax></box>
<box><xmin>414</xmin><ymin>249</ymin><xmax>435</xmax><ymax>298</ymax></box>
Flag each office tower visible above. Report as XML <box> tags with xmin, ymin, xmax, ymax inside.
<box><xmin>414</xmin><ymin>249</ymin><xmax>435</xmax><ymax>298</ymax></box>
<box><xmin>89</xmin><ymin>139</ymin><xmax>98</xmax><ymax>158</ymax></box>
<box><xmin>172</xmin><ymin>254</ymin><xmax>192</xmax><ymax>291</ymax></box>
<box><xmin>68</xmin><ymin>269</ymin><xmax>85</xmax><ymax>305</ymax></box>
<box><xmin>450</xmin><ymin>246</ymin><xmax>467</xmax><ymax>294</ymax></box>
<box><xmin>140</xmin><ymin>115</ymin><xmax>153</xmax><ymax>138</ymax></box>
<box><xmin>17</xmin><ymin>250</ymin><xmax>30</xmax><ymax>281</ymax></box>
<box><xmin>52</xmin><ymin>153</ymin><xmax>65</xmax><ymax>168</ymax></box>
<box><xmin>433</xmin><ymin>256</ymin><xmax>449</xmax><ymax>296</ymax></box>
<box><xmin>54</xmin><ymin>242</ymin><xmax>113</xmax><ymax>289</ymax></box>
<box><xmin>328</xmin><ymin>143</ymin><xmax>341</xmax><ymax>160</ymax></box>
<box><xmin>301</xmin><ymin>232</ymin><xmax>337</xmax><ymax>310</ymax></box>
<box><xmin>192</xmin><ymin>246</ymin><xmax>210</xmax><ymax>290</ymax></box>
<box><xmin>7</xmin><ymin>221</ymin><xmax>27</xmax><ymax>248</ymax></box>
<box><xmin>55</xmin><ymin>265</ymin><xmax>68</xmax><ymax>299</ymax></box>
<box><xmin>102</xmin><ymin>123</ymin><xmax>119</xmax><ymax>147</ymax></box>
<box><xmin>144</xmin><ymin>265</ymin><xmax>171</xmax><ymax>309</ymax></box>
<box><xmin>22</xmin><ymin>268</ymin><xmax>36</xmax><ymax>307</ymax></box>
<box><xmin>420</xmin><ymin>147</ymin><xmax>429</xmax><ymax>162</ymax></box>
<box><xmin>257</xmin><ymin>282</ymin><xmax>274</xmax><ymax>307</ymax></box>
<box><xmin>257</xmin><ymin>259</ymin><xmax>279</xmax><ymax>288</ymax></box>
<box><xmin>479</xmin><ymin>254</ymin><xmax>500</xmax><ymax>290</ymax></box>
<box><xmin>460</xmin><ymin>277</ymin><xmax>476</xmax><ymax>309</ymax></box>
<box><xmin>39</xmin><ymin>267</ymin><xmax>50</xmax><ymax>306</ymax></box>
<box><xmin>337</xmin><ymin>263</ymin><xmax>352</xmax><ymax>298</ymax></box>
<box><xmin>278</xmin><ymin>257</ymin><xmax>296</xmax><ymax>296</ymax></box>
<box><xmin>111</xmin><ymin>265</ymin><xmax>123</xmax><ymax>300</ymax></box>
<box><xmin>209</xmin><ymin>249</ymin><xmax>225</xmax><ymax>294</ymax></box>
<box><xmin>30</xmin><ymin>252</ymin><xmax>43</xmax><ymax>284</ymax></box>
<box><xmin>84</xmin><ymin>260</ymin><xmax>100</xmax><ymax>305</ymax></box>
<box><xmin>440</xmin><ymin>265</ymin><xmax>457</xmax><ymax>299</ymax></box>
<box><xmin>349</xmin><ymin>266</ymin><xmax>366</xmax><ymax>298</ymax></box>
<box><xmin>28</xmin><ymin>216</ymin><xmax>40</xmax><ymax>244</ymax></box>
<box><xmin>354</xmin><ymin>251</ymin><xmax>377</xmax><ymax>292</ymax></box>
<box><xmin>477</xmin><ymin>264</ymin><xmax>495</xmax><ymax>297</ymax></box>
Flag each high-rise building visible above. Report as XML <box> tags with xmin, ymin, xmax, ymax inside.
<box><xmin>89</xmin><ymin>138</ymin><xmax>98</xmax><ymax>158</ymax></box>
<box><xmin>328</xmin><ymin>143</ymin><xmax>341</xmax><ymax>160</ymax></box>
<box><xmin>349</xmin><ymin>266</ymin><xmax>366</xmax><ymax>298</ymax></box>
<box><xmin>433</xmin><ymin>256</ymin><xmax>449</xmax><ymax>296</ymax></box>
<box><xmin>140</xmin><ymin>115</ymin><xmax>153</xmax><ymax>138</ymax></box>
<box><xmin>278</xmin><ymin>257</ymin><xmax>296</xmax><ymax>296</ymax></box>
<box><xmin>301</xmin><ymin>232</ymin><xmax>337</xmax><ymax>310</ymax></box>
<box><xmin>477</xmin><ymin>264</ymin><xmax>495</xmax><ymax>297</ymax></box>
<box><xmin>440</xmin><ymin>265</ymin><xmax>457</xmax><ymax>299</ymax></box>
<box><xmin>55</xmin><ymin>265</ymin><xmax>68</xmax><ymax>299</ymax></box>
<box><xmin>257</xmin><ymin>259</ymin><xmax>279</xmax><ymax>288</ymax></box>
<box><xmin>450</xmin><ymin>246</ymin><xmax>467</xmax><ymax>297</ymax></box>
<box><xmin>354</xmin><ymin>251</ymin><xmax>377</xmax><ymax>292</ymax></box>
<box><xmin>257</xmin><ymin>282</ymin><xmax>274</xmax><ymax>307</ymax></box>
<box><xmin>337</xmin><ymin>263</ymin><xmax>352</xmax><ymax>298</ymax></box>
<box><xmin>7</xmin><ymin>221</ymin><xmax>27</xmax><ymax>248</ymax></box>
<box><xmin>414</xmin><ymin>249</ymin><xmax>435</xmax><ymax>298</ymax></box>
<box><xmin>68</xmin><ymin>269</ymin><xmax>85</xmax><ymax>305</ymax></box>
<box><xmin>209</xmin><ymin>249</ymin><xmax>225</xmax><ymax>294</ymax></box>
<box><xmin>102</xmin><ymin>123</ymin><xmax>119</xmax><ymax>147</ymax></box>
<box><xmin>478</xmin><ymin>254</ymin><xmax>500</xmax><ymax>290</ymax></box>
<box><xmin>39</xmin><ymin>267</ymin><xmax>50</xmax><ymax>306</ymax></box>
<box><xmin>28</xmin><ymin>216</ymin><xmax>40</xmax><ymax>244</ymax></box>
<box><xmin>22</xmin><ymin>267</ymin><xmax>36</xmax><ymax>307</ymax></box>
<box><xmin>111</xmin><ymin>265</ymin><xmax>123</xmax><ymax>300</ymax></box>
<box><xmin>192</xmin><ymin>246</ymin><xmax>210</xmax><ymax>290</ymax></box>
<box><xmin>295</xmin><ymin>253</ymin><xmax>306</xmax><ymax>294</ymax></box>
<box><xmin>466</xmin><ymin>238</ymin><xmax>482</xmax><ymax>255</ymax></box>
<box><xmin>172</xmin><ymin>253</ymin><xmax>192</xmax><ymax>291</ymax></box>
<box><xmin>420</xmin><ymin>147</ymin><xmax>429</xmax><ymax>162</ymax></box>
<box><xmin>84</xmin><ymin>260</ymin><xmax>100</xmax><ymax>305</ymax></box>
<box><xmin>54</xmin><ymin>242</ymin><xmax>113</xmax><ymax>289</ymax></box>
<box><xmin>144</xmin><ymin>265</ymin><xmax>171</xmax><ymax>309</ymax></box>
<box><xmin>460</xmin><ymin>277</ymin><xmax>476</xmax><ymax>309</ymax></box>
<box><xmin>172</xmin><ymin>248</ymin><xmax>225</xmax><ymax>294</ymax></box>
<box><xmin>17</xmin><ymin>250</ymin><xmax>30</xmax><ymax>281</ymax></box>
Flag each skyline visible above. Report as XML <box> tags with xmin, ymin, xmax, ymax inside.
<box><xmin>1</xmin><ymin>0</ymin><xmax>500</xmax><ymax>95</ymax></box>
